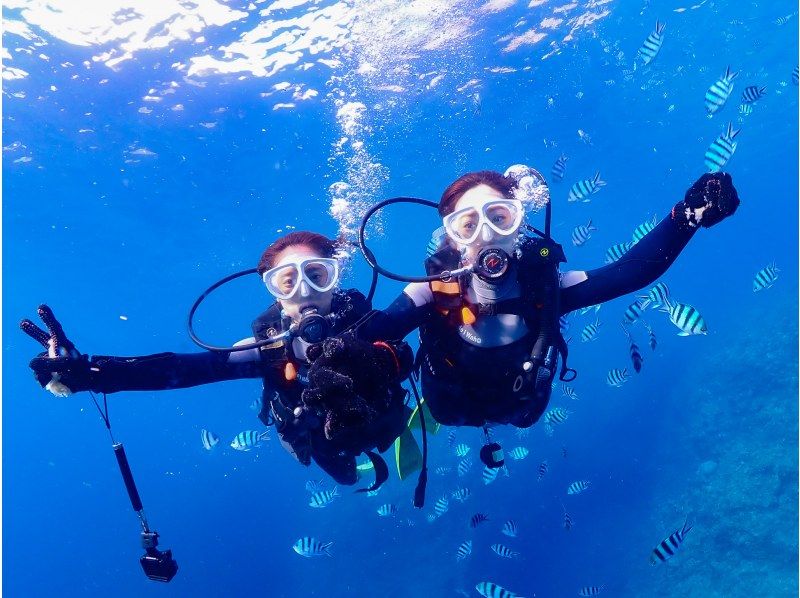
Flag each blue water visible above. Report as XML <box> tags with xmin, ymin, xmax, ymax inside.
<box><xmin>4</xmin><ymin>1</ymin><xmax>798</xmax><ymax>596</ymax></box>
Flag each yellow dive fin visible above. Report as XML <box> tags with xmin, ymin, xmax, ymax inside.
<box><xmin>407</xmin><ymin>398</ymin><xmax>441</xmax><ymax>435</ymax></box>
<box><xmin>394</xmin><ymin>427</ymin><xmax>422</xmax><ymax>481</ymax></box>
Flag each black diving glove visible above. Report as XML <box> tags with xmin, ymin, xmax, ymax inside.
<box><xmin>302</xmin><ymin>332</ymin><xmax>411</xmax><ymax>441</ymax></box>
<box><xmin>21</xmin><ymin>304</ymin><xmax>93</xmax><ymax>396</ymax></box>
<box><xmin>672</xmin><ymin>172</ymin><xmax>740</xmax><ymax>230</ymax></box>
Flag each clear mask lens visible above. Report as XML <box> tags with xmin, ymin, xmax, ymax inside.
<box><xmin>263</xmin><ymin>258</ymin><xmax>339</xmax><ymax>299</ymax></box>
<box><xmin>443</xmin><ymin>199</ymin><xmax>523</xmax><ymax>244</ymax></box>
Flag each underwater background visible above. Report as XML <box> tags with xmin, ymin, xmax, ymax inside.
<box><xmin>3</xmin><ymin>0</ymin><xmax>798</xmax><ymax>596</ymax></box>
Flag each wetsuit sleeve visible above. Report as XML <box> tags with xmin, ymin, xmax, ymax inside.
<box><xmin>357</xmin><ymin>291</ymin><xmax>432</xmax><ymax>342</ymax></box>
<box><xmin>84</xmin><ymin>348</ymin><xmax>264</xmax><ymax>394</ymax></box>
<box><xmin>559</xmin><ymin>214</ymin><xmax>697</xmax><ymax>315</ymax></box>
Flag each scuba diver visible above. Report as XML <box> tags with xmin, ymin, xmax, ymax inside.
<box><xmin>21</xmin><ymin>231</ymin><xmax>413</xmax><ymax>486</ymax></box>
<box><xmin>305</xmin><ymin>168</ymin><xmax>740</xmax><ymax>431</ymax></box>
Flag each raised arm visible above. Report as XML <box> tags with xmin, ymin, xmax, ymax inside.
<box><xmin>21</xmin><ymin>304</ymin><xmax>263</xmax><ymax>397</ymax></box>
<box><xmin>559</xmin><ymin>173</ymin><xmax>740</xmax><ymax>315</ymax></box>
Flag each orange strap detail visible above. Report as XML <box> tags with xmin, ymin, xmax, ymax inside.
<box><xmin>284</xmin><ymin>361</ymin><xmax>297</xmax><ymax>381</ymax></box>
<box><xmin>373</xmin><ymin>341</ymin><xmax>401</xmax><ymax>375</ymax></box>
<box><xmin>461</xmin><ymin>306</ymin><xmax>477</xmax><ymax>326</ymax></box>
<box><xmin>430</xmin><ymin>280</ymin><xmax>460</xmax><ymax>295</ymax></box>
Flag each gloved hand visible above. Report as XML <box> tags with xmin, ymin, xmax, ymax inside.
<box><xmin>672</xmin><ymin>172</ymin><xmax>740</xmax><ymax>229</ymax></box>
<box><xmin>302</xmin><ymin>332</ymin><xmax>405</xmax><ymax>441</ymax></box>
<box><xmin>20</xmin><ymin>304</ymin><xmax>92</xmax><ymax>396</ymax></box>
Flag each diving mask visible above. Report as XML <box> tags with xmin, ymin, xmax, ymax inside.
<box><xmin>262</xmin><ymin>257</ymin><xmax>339</xmax><ymax>300</ymax></box>
<box><xmin>442</xmin><ymin>197</ymin><xmax>524</xmax><ymax>246</ymax></box>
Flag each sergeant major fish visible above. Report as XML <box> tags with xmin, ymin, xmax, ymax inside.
<box><xmin>741</xmin><ymin>85</ymin><xmax>766</xmax><ymax>104</ymax></box>
<box><xmin>568</xmin><ymin>172</ymin><xmax>606</xmax><ymax>202</ymax></box>
<box><xmin>309</xmin><ymin>487</ymin><xmax>340</xmax><ymax>508</ymax></box>
<box><xmin>581</xmin><ymin>319</ymin><xmax>602</xmax><ymax>342</ymax></box>
<box><xmin>201</xmin><ymin>429</ymin><xmax>219</xmax><ymax>450</ymax></box>
<box><xmin>631</xmin><ymin>215</ymin><xmax>657</xmax><ymax>243</ymax></box>
<box><xmin>377</xmin><ymin>503</ymin><xmax>397</xmax><ymax>517</ymax></box>
<box><xmin>567</xmin><ymin>480</ymin><xmax>591</xmax><ymax>495</ymax></box>
<box><xmin>704</xmin><ymin>122</ymin><xmax>740</xmax><ymax>173</ymax></box>
<box><xmin>491</xmin><ymin>543</ymin><xmax>521</xmax><ymax>559</ymax></box>
<box><xmin>606</xmin><ymin>368</ymin><xmax>630</xmax><ymax>387</ymax></box>
<box><xmin>753</xmin><ymin>263</ymin><xmax>779</xmax><ymax>291</ymax></box>
<box><xmin>502</xmin><ymin>519</ymin><xmax>518</xmax><ymax>537</ymax></box>
<box><xmin>551</xmin><ymin>153</ymin><xmax>568</xmax><ymax>181</ymax></box>
<box><xmin>572</xmin><ymin>219</ymin><xmax>597</xmax><ymax>246</ymax></box>
<box><xmin>509</xmin><ymin>447</ymin><xmax>530</xmax><ymax>460</ymax></box>
<box><xmin>456</xmin><ymin>539</ymin><xmax>473</xmax><ymax>561</ymax></box>
<box><xmin>537</xmin><ymin>460</ymin><xmax>549</xmax><ymax>481</ymax></box>
<box><xmin>623</xmin><ymin>297</ymin><xmax>650</xmax><ymax>323</ymax></box>
<box><xmin>640</xmin><ymin>282</ymin><xmax>670</xmax><ymax>308</ymax></box>
<box><xmin>475</xmin><ymin>581</ymin><xmax>525</xmax><ymax>598</ymax></box>
<box><xmin>605</xmin><ymin>242</ymin><xmax>632</xmax><ymax>264</ymax></box>
<box><xmin>661</xmin><ymin>300</ymin><xmax>708</xmax><ymax>336</ymax></box>
<box><xmin>470</xmin><ymin>513</ymin><xmax>490</xmax><ymax>528</ymax></box>
<box><xmin>292</xmin><ymin>536</ymin><xmax>333</xmax><ymax>557</ymax></box>
<box><xmin>230</xmin><ymin>430</ymin><xmax>269</xmax><ymax>451</ymax></box>
<box><xmin>635</xmin><ymin>20</ymin><xmax>666</xmax><ymax>68</ymax></box>
<box><xmin>622</xmin><ymin>324</ymin><xmax>644</xmax><ymax>373</ymax></box>
<box><xmin>650</xmin><ymin>517</ymin><xmax>693</xmax><ymax>564</ymax></box>
<box><xmin>705</xmin><ymin>66</ymin><xmax>739</xmax><ymax>114</ymax></box>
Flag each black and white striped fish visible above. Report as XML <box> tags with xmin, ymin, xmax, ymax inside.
<box><xmin>605</xmin><ymin>242</ymin><xmax>632</xmax><ymax>264</ymax></box>
<box><xmin>453</xmin><ymin>443</ymin><xmax>471</xmax><ymax>457</ymax></box>
<box><xmin>502</xmin><ymin>519</ymin><xmax>518</xmax><ymax>537</ymax></box>
<box><xmin>775</xmin><ymin>12</ymin><xmax>797</xmax><ymax>25</ymax></box>
<box><xmin>636</xmin><ymin>20</ymin><xmax>666</xmax><ymax>68</ymax></box>
<box><xmin>201</xmin><ymin>428</ymin><xmax>219</xmax><ymax>450</ymax></box>
<box><xmin>741</xmin><ymin>85</ymin><xmax>766</xmax><ymax>104</ymax></box>
<box><xmin>623</xmin><ymin>297</ymin><xmax>650</xmax><ymax>323</ymax></box>
<box><xmin>470</xmin><ymin>513</ymin><xmax>490</xmax><ymax>528</ymax></box>
<box><xmin>434</xmin><ymin>466</ymin><xmax>452</xmax><ymax>475</ymax></box>
<box><xmin>738</xmin><ymin>103</ymin><xmax>753</xmax><ymax>117</ymax></box>
<box><xmin>447</xmin><ymin>429</ymin><xmax>457</xmax><ymax>447</ymax></box>
<box><xmin>650</xmin><ymin>518</ymin><xmax>693</xmax><ymax>564</ymax></box>
<box><xmin>568</xmin><ymin>172</ymin><xmax>606</xmax><ymax>202</ymax></box>
<box><xmin>426</xmin><ymin>226</ymin><xmax>447</xmax><ymax>258</ymax></box>
<box><xmin>567</xmin><ymin>480</ymin><xmax>591</xmax><ymax>495</ymax></box>
<box><xmin>309</xmin><ymin>486</ymin><xmax>340</xmax><ymax>508</ymax></box>
<box><xmin>434</xmin><ymin>496</ymin><xmax>450</xmax><ymax>517</ymax></box>
<box><xmin>482</xmin><ymin>464</ymin><xmax>500</xmax><ymax>485</ymax></box>
<box><xmin>544</xmin><ymin>407</ymin><xmax>571</xmax><ymax>426</ymax></box>
<box><xmin>249</xmin><ymin>395</ymin><xmax>263</xmax><ymax>412</ymax></box>
<box><xmin>562</xmin><ymin>385</ymin><xmax>579</xmax><ymax>400</ymax></box>
<box><xmin>509</xmin><ymin>447</ymin><xmax>529</xmax><ymax>460</ymax></box>
<box><xmin>537</xmin><ymin>460</ymin><xmax>549</xmax><ymax>481</ymax></box>
<box><xmin>377</xmin><ymin>503</ymin><xmax>397</xmax><ymax>517</ymax></box>
<box><xmin>579</xmin><ymin>303</ymin><xmax>601</xmax><ymax>315</ymax></box>
<box><xmin>753</xmin><ymin>263</ymin><xmax>779</xmax><ymax>292</ymax></box>
<box><xmin>475</xmin><ymin>581</ymin><xmax>524</xmax><ymax>598</ymax></box>
<box><xmin>606</xmin><ymin>368</ymin><xmax>629</xmax><ymax>387</ymax></box>
<box><xmin>705</xmin><ymin>66</ymin><xmax>739</xmax><ymax>114</ymax></box>
<box><xmin>631</xmin><ymin>215</ymin><xmax>657</xmax><ymax>243</ymax></box>
<box><xmin>452</xmin><ymin>487</ymin><xmax>471</xmax><ymax>502</ymax></box>
<box><xmin>230</xmin><ymin>430</ymin><xmax>269</xmax><ymax>451</ymax></box>
<box><xmin>571</xmin><ymin>219</ymin><xmax>597</xmax><ymax>246</ymax></box>
<box><xmin>292</xmin><ymin>536</ymin><xmax>333</xmax><ymax>558</ymax></box>
<box><xmin>491</xmin><ymin>543</ymin><xmax>520</xmax><ymax>559</ymax></box>
<box><xmin>305</xmin><ymin>479</ymin><xmax>325</xmax><ymax>493</ymax></box>
<box><xmin>559</xmin><ymin>314</ymin><xmax>570</xmax><ymax>333</ymax></box>
<box><xmin>793</xmin><ymin>65</ymin><xmax>799</xmax><ymax>85</ymax></box>
<box><xmin>578</xmin><ymin>585</ymin><xmax>606</xmax><ymax>596</ymax></box>
<box><xmin>581</xmin><ymin>319</ymin><xmax>602</xmax><ymax>342</ymax></box>
<box><xmin>640</xmin><ymin>282</ymin><xmax>670</xmax><ymax>308</ymax></box>
<box><xmin>622</xmin><ymin>324</ymin><xmax>643</xmax><ymax>373</ymax></box>
<box><xmin>457</xmin><ymin>457</ymin><xmax>473</xmax><ymax>477</ymax></box>
<box><xmin>704</xmin><ymin>122</ymin><xmax>740</xmax><ymax>173</ymax></box>
<box><xmin>456</xmin><ymin>539</ymin><xmax>473</xmax><ymax>561</ymax></box>
<box><xmin>661</xmin><ymin>300</ymin><xmax>708</xmax><ymax>336</ymax></box>
<box><xmin>552</xmin><ymin>153</ymin><xmax>568</xmax><ymax>181</ymax></box>
<box><xmin>643</xmin><ymin>320</ymin><xmax>657</xmax><ymax>350</ymax></box>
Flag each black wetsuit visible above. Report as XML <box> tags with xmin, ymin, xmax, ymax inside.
<box><xmin>359</xmin><ymin>214</ymin><xmax>697</xmax><ymax>427</ymax></box>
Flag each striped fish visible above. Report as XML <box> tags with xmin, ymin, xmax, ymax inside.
<box><xmin>579</xmin><ymin>303</ymin><xmax>602</xmax><ymax>315</ymax></box>
<box><xmin>426</xmin><ymin>226</ymin><xmax>447</xmax><ymax>258</ymax></box>
<box><xmin>640</xmin><ymin>282</ymin><xmax>670</xmax><ymax>308</ymax></box>
<box><xmin>643</xmin><ymin>320</ymin><xmax>657</xmax><ymax>350</ymax></box>
<box><xmin>502</xmin><ymin>519</ymin><xmax>518</xmax><ymax>537</ymax></box>
<box><xmin>509</xmin><ymin>447</ymin><xmax>529</xmax><ymax>461</ymax></box>
<box><xmin>482</xmin><ymin>464</ymin><xmax>500</xmax><ymax>485</ymax></box>
<box><xmin>793</xmin><ymin>65</ymin><xmax>799</xmax><ymax>85</ymax></box>
<box><xmin>537</xmin><ymin>460</ymin><xmax>548</xmax><ymax>481</ymax></box>
<box><xmin>636</xmin><ymin>20</ymin><xmax>666</xmax><ymax>67</ymax></box>
<box><xmin>230</xmin><ymin>430</ymin><xmax>269</xmax><ymax>451</ymax></box>
<box><xmin>514</xmin><ymin>427</ymin><xmax>530</xmax><ymax>440</ymax></box>
<box><xmin>579</xmin><ymin>585</ymin><xmax>606</xmax><ymax>596</ymax></box>
<box><xmin>200</xmin><ymin>429</ymin><xmax>219</xmax><ymax>450</ymax></box>
<box><xmin>738</xmin><ymin>103</ymin><xmax>753</xmax><ymax>117</ymax></box>
<box><xmin>475</xmin><ymin>581</ymin><xmax>524</xmax><ymax>598</ymax></box>
<box><xmin>622</xmin><ymin>324</ymin><xmax>644</xmax><ymax>373</ymax></box>
<box><xmin>544</xmin><ymin>407</ymin><xmax>570</xmax><ymax>427</ymax></box>
<box><xmin>309</xmin><ymin>486</ymin><xmax>339</xmax><ymax>508</ymax></box>
<box><xmin>453</xmin><ymin>443</ymin><xmax>471</xmax><ymax>457</ymax></box>
<box><xmin>491</xmin><ymin>543</ymin><xmax>520</xmax><ymax>559</ymax></box>
<box><xmin>662</xmin><ymin>300</ymin><xmax>708</xmax><ymax>336</ymax></box>
<box><xmin>631</xmin><ymin>215</ymin><xmax>657</xmax><ymax>244</ymax></box>
<box><xmin>366</xmin><ymin>488</ymin><xmax>381</xmax><ymax>497</ymax></box>
<box><xmin>571</xmin><ymin>219</ymin><xmax>597</xmax><ymax>246</ymax></box>
<box><xmin>705</xmin><ymin>66</ymin><xmax>739</xmax><ymax>114</ymax></box>
<box><xmin>305</xmin><ymin>479</ymin><xmax>324</xmax><ymax>493</ymax></box>
<box><xmin>605</xmin><ymin>242</ymin><xmax>632</xmax><ymax>264</ymax></box>
<box><xmin>753</xmin><ymin>263</ymin><xmax>779</xmax><ymax>292</ymax></box>
<box><xmin>447</xmin><ymin>429</ymin><xmax>457</xmax><ymax>447</ymax></box>
<box><xmin>704</xmin><ymin>122</ymin><xmax>740</xmax><ymax>173</ymax></box>
<box><xmin>434</xmin><ymin>466</ymin><xmax>452</xmax><ymax>475</ymax></box>
<box><xmin>562</xmin><ymin>385</ymin><xmax>579</xmax><ymax>400</ymax></box>
<box><xmin>563</xmin><ymin>509</ymin><xmax>573</xmax><ymax>530</ymax></box>
<box><xmin>775</xmin><ymin>13</ymin><xmax>796</xmax><ymax>25</ymax></box>
<box><xmin>426</xmin><ymin>513</ymin><xmax>437</xmax><ymax>523</ymax></box>
<box><xmin>606</xmin><ymin>368</ymin><xmax>629</xmax><ymax>387</ymax></box>
<box><xmin>470</xmin><ymin>513</ymin><xmax>490</xmax><ymax>528</ymax></box>
<box><xmin>457</xmin><ymin>457</ymin><xmax>473</xmax><ymax>477</ymax></box>
<box><xmin>623</xmin><ymin>298</ymin><xmax>650</xmax><ymax>323</ymax></box>
<box><xmin>568</xmin><ymin>172</ymin><xmax>606</xmax><ymax>202</ymax></box>
<box><xmin>377</xmin><ymin>503</ymin><xmax>397</xmax><ymax>517</ymax></box>
<box><xmin>456</xmin><ymin>539</ymin><xmax>473</xmax><ymax>561</ymax></box>
<box><xmin>567</xmin><ymin>480</ymin><xmax>591</xmax><ymax>495</ymax></box>
<box><xmin>581</xmin><ymin>319</ymin><xmax>602</xmax><ymax>342</ymax></box>
<box><xmin>249</xmin><ymin>395</ymin><xmax>263</xmax><ymax>412</ymax></box>
<box><xmin>551</xmin><ymin>153</ymin><xmax>568</xmax><ymax>181</ymax></box>
<box><xmin>559</xmin><ymin>314</ymin><xmax>570</xmax><ymax>333</ymax></box>
<box><xmin>452</xmin><ymin>487</ymin><xmax>471</xmax><ymax>502</ymax></box>
<box><xmin>650</xmin><ymin>518</ymin><xmax>693</xmax><ymax>564</ymax></box>
<box><xmin>292</xmin><ymin>536</ymin><xmax>333</xmax><ymax>557</ymax></box>
<box><xmin>741</xmin><ymin>85</ymin><xmax>766</xmax><ymax>104</ymax></box>
<box><xmin>434</xmin><ymin>496</ymin><xmax>449</xmax><ymax>517</ymax></box>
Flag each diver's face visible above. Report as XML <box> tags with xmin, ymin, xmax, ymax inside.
<box><xmin>452</xmin><ymin>184</ymin><xmax>520</xmax><ymax>262</ymax></box>
<box><xmin>271</xmin><ymin>245</ymin><xmax>335</xmax><ymax>321</ymax></box>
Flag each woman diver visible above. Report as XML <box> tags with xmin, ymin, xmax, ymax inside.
<box><xmin>21</xmin><ymin>231</ymin><xmax>412</xmax><ymax>486</ymax></box>
<box><xmin>308</xmin><ymin>168</ymin><xmax>740</xmax><ymax>430</ymax></box>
